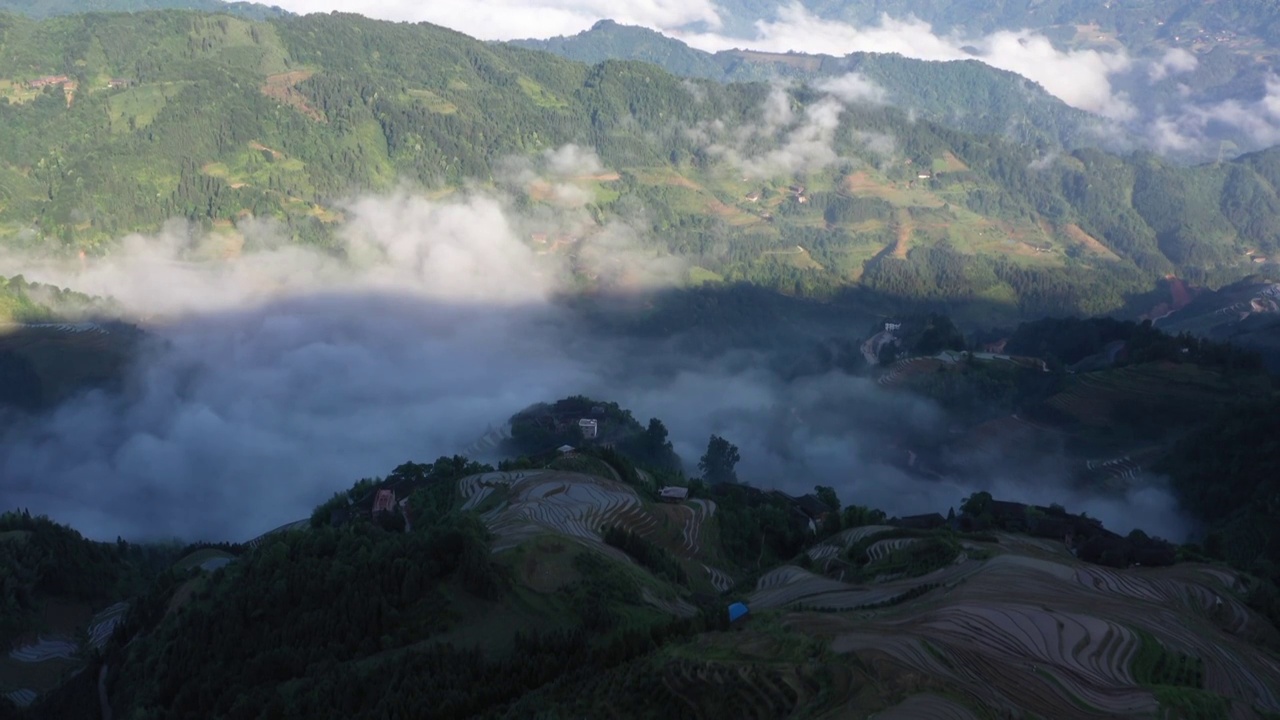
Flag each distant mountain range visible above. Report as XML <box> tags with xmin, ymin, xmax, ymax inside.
<box><xmin>509</xmin><ymin>19</ymin><xmax>1119</xmax><ymax>151</ymax></box>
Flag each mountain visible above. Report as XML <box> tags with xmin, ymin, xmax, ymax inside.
<box><xmin>4</xmin><ymin>393</ymin><xmax>1280</xmax><ymax>718</ymax></box>
<box><xmin>510</xmin><ymin>19</ymin><xmax>1117</xmax><ymax>150</ymax></box>
<box><xmin>0</xmin><ymin>1</ymin><xmax>288</xmax><ymax>20</ymax></box>
<box><xmin>2</xmin><ymin>10</ymin><xmax>1280</xmax><ymax>323</ymax></box>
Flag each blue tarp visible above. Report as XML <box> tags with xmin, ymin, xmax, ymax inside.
<box><xmin>728</xmin><ymin>602</ymin><xmax>749</xmax><ymax>623</ymax></box>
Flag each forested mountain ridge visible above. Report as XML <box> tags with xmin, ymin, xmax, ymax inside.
<box><xmin>0</xmin><ymin>1</ymin><xmax>288</xmax><ymax>20</ymax></box>
<box><xmin>2</xmin><ymin>10</ymin><xmax>1280</xmax><ymax>321</ymax></box>
<box><xmin>509</xmin><ymin>19</ymin><xmax>1116</xmax><ymax>150</ymax></box>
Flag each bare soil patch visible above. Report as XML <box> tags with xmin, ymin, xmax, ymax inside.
<box><xmin>260</xmin><ymin>70</ymin><xmax>324</xmax><ymax>122</ymax></box>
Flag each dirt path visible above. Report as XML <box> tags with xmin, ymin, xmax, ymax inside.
<box><xmin>98</xmin><ymin>664</ymin><xmax>113</xmax><ymax>720</ymax></box>
<box><xmin>892</xmin><ymin>208</ymin><xmax>912</xmax><ymax>258</ymax></box>
<box><xmin>260</xmin><ymin>70</ymin><xmax>324</xmax><ymax>122</ymax></box>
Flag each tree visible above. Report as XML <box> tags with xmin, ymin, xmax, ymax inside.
<box><xmin>698</xmin><ymin>435</ymin><xmax>740</xmax><ymax>485</ymax></box>
<box><xmin>814</xmin><ymin>485</ymin><xmax>841</xmax><ymax>514</ymax></box>
<box><xmin>644</xmin><ymin>418</ymin><xmax>669</xmax><ymax>453</ymax></box>
<box><xmin>840</xmin><ymin>505</ymin><xmax>886</xmax><ymax>528</ymax></box>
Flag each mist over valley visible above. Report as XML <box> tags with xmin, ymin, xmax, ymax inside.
<box><xmin>0</xmin><ymin>4</ymin><xmax>1278</xmax><ymax>719</ymax></box>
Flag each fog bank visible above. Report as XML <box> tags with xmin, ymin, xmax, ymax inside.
<box><xmin>0</xmin><ymin>182</ymin><xmax>1194</xmax><ymax>544</ymax></box>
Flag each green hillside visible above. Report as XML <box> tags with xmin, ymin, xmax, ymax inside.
<box><xmin>0</xmin><ymin>1</ymin><xmax>287</xmax><ymax>20</ymax></box>
<box><xmin>510</xmin><ymin>19</ymin><xmax>1113</xmax><ymax>149</ymax></box>
<box><xmin>0</xmin><ymin>9</ymin><xmax>1279</xmax><ymax>321</ymax></box>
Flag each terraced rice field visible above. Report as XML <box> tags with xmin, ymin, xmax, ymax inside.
<box><xmin>460</xmin><ymin>423</ymin><xmax>513</xmax><ymax>459</ymax></box>
<box><xmin>797</xmin><ymin>547</ymin><xmax>1280</xmax><ymax>718</ymax></box>
<box><xmin>703</xmin><ymin>564</ymin><xmax>734</xmax><ymax>593</ymax></box>
<box><xmin>877</xmin><ymin>693</ymin><xmax>977</xmax><ymax>719</ymax></box>
<box><xmin>8</xmin><ymin>637</ymin><xmax>78</xmax><ymax>663</ymax></box>
<box><xmin>460</xmin><ymin>471</ymin><xmax>653</xmax><ymax>557</ymax></box>
<box><xmin>245</xmin><ymin>518</ymin><xmax>309</xmax><ymax>548</ymax></box>
<box><xmin>867</xmin><ymin>538</ymin><xmax>919</xmax><ymax>561</ymax></box>
<box><xmin>750</xmin><ymin>560</ymin><xmax>979</xmax><ymax>611</ymax></box>
<box><xmin>678</xmin><ymin>499</ymin><xmax>716</xmax><ymax>556</ymax></box>
<box><xmin>87</xmin><ymin>602</ymin><xmax>129</xmax><ymax>650</ymax></box>
<box><xmin>3</xmin><ymin>689</ymin><xmax>36</xmax><ymax>708</ymax></box>
<box><xmin>878</xmin><ymin>357</ymin><xmax>946</xmax><ymax>387</ymax></box>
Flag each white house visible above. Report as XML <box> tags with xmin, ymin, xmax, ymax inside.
<box><xmin>579</xmin><ymin>418</ymin><xmax>599</xmax><ymax>439</ymax></box>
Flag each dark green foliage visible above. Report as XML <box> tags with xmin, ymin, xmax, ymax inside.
<box><xmin>1131</xmin><ymin>629</ymin><xmax>1205</xmax><ymax>689</ymax></box>
<box><xmin>846</xmin><ymin>530</ymin><xmax>960</xmax><ymax>581</ymax></box>
<box><xmin>568</xmin><ymin>551</ymin><xmax>639</xmax><ymax>632</ymax></box>
<box><xmin>841</xmin><ymin>504</ymin><xmax>888</xmax><ymax>528</ymax></box>
<box><xmin>699</xmin><ymin>434</ymin><xmax>740</xmax><ymax>485</ymax></box>
<box><xmin>1159</xmin><ymin>398</ymin><xmax>1280</xmax><ymax>626</ymax></box>
<box><xmin>604</xmin><ymin>525</ymin><xmax>688</xmax><ymax>586</ymax></box>
<box><xmin>107</xmin><ymin>510</ymin><xmax>504</xmax><ymax>718</ymax></box>
<box><xmin>0</xmin><ymin>510</ymin><xmax>179</xmax><ymax>648</ymax></box>
<box><xmin>713</xmin><ymin>487</ymin><xmax>809</xmax><ymax>569</ymax></box>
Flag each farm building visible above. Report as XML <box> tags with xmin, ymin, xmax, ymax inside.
<box><xmin>892</xmin><ymin>512</ymin><xmax>947</xmax><ymax>530</ymax></box>
<box><xmin>372</xmin><ymin>489</ymin><xmax>396</xmax><ymax>517</ymax></box>
<box><xmin>659</xmin><ymin>486</ymin><xmax>690</xmax><ymax>503</ymax></box>
<box><xmin>27</xmin><ymin>75</ymin><xmax>69</xmax><ymax>89</ymax></box>
<box><xmin>557</xmin><ymin>444</ymin><xmax>576</xmax><ymax>454</ymax></box>
<box><xmin>790</xmin><ymin>493</ymin><xmax>833</xmax><ymax>522</ymax></box>
<box><xmin>578</xmin><ymin>418</ymin><xmax>599</xmax><ymax>439</ymax></box>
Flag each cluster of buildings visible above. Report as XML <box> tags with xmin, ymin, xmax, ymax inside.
<box><xmin>26</xmin><ymin>75</ymin><xmax>70</xmax><ymax>89</ymax></box>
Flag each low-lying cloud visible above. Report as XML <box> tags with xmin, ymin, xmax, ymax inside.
<box><xmin>0</xmin><ymin>144</ymin><xmax>1193</xmax><ymax>545</ymax></box>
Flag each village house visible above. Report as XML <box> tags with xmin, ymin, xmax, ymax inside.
<box><xmin>106</xmin><ymin>78</ymin><xmax>131</xmax><ymax>89</ymax></box>
<box><xmin>578</xmin><ymin>418</ymin><xmax>598</xmax><ymax>439</ymax></box>
<box><xmin>745</xmin><ymin>191</ymin><xmax>761</xmax><ymax>203</ymax></box>
<box><xmin>27</xmin><ymin>75</ymin><xmax>70</xmax><ymax>89</ymax></box>
<box><xmin>372</xmin><ymin>489</ymin><xmax>396</xmax><ymax>517</ymax></box>
<box><xmin>891</xmin><ymin>513</ymin><xmax>947</xmax><ymax>530</ymax></box>
<box><xmin>659</xmin><ymin>486</ymin><xmax>689</xmax><ymax>503</ymax></box>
